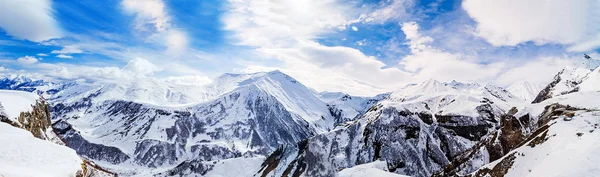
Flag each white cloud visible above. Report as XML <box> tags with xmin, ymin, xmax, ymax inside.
<box><xmin>495</xmin><ymin>56</ymin><xmax>584</xmax><ymax>87</ymax></box>
<box><xmin>222</xmin><ymin>0</ymin><xmax>416</xmax><ymax>95</ymax></box>
<box><xmin>463</xmin><ymin>0</ymin><xmax>600</xmax><ymax>51</ymax></box>
<box><xmin>165</xmin><ymin>29</ymin><xmax>188</xmax><ymax>55</ymax></box>
<box><xmin>0</xmin><ymin>0</ymin><xmax>62</xmax><ymax>42</ymax></box>
<box><xmin>223</xmin><ymin>0</ymin><xmax>356</xmax><ymax>47</ymax></box>
<box><xmin>356</xmin><ymin>39</ymin><xmax>369</xmax><ymax>46</ymax></box>
<box><xmin>401</xmin><ymin>22</ymin><xmax>433</xmax><ymax>52</ymax></box>
<box><xmin>362</xmin><ymin>0</ymin><xmax>415</xmax><ymax>23</ymax></box>
<box><xmin>351</xmin><ymin>26</ymin><xmax>358</xmax><ymax>31</ymax></box>
<box><xmin>0</xmin><ymin>66</ymin><xmax>5</xmax><ymax>71</ymax></box>
<box><xmin>16</xmin><ymin>56</ymin><xmax>39</xmax><ymax>65</ymax></box>
<box><xmin>56</xmin><ymin>54</ymin><xmax>73</xmax><ymax>59</ymax></box>
<box><xmin>398</xmin><ymin>22</ymin><xmax>504</xmax><ymax>83</ymax></box>
<box><xmin>122</xmin><ymin>0</ymin><xmax>169</xmax><ymax>32</ymax></box>
<box><xmin>4</xmin><ymin>58</ymin><xmax>167</xmax><ymax>82</ymax></box>
<box><xmin>121</xmin><ymin>0</ymin><xmax>188</xmax><ymax>54</ymax></box>
<box><xmin>36</xmin><ymin>53</ymin><xmax>48</xmax><ymax>56</ymax></box>
<box><xmin>123</xmin><ymin>58</ymin><xmax>162</xmax><ymax>76</ymax></box>
<box><xmin>51</xmin><ymin>45</ymin><xmax>83</xmax><ymax>54</ymax></box>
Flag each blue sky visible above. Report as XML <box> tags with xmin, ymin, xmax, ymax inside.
<box><xmin>0</xmin><ymin>0</ymin><xmax>599</xmax><ymax>95</ymax></box>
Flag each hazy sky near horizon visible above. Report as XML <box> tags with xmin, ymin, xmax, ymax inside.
<box><xmin>0</xmin><ymin>0</ymin><xmax>599</xmax><ymax>95</ymax></box>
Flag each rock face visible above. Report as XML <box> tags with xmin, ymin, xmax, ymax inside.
<box><xmin>257</xmin><ymin>80</ymin><xmax>526</xmax><ymax>177</ymax></box>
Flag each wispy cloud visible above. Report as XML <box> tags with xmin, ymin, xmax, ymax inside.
<box><xmin>0</xmin><ymin>0</ymin><xmax>62</xmax><ymax>42</ymax></box>
<box><xmin>16</xmin><ymin>56</ymin><xmax>39</xmax><ymax>65</ymax></box>
<box><xmin>221</xmin><ymin>0</ymin><xmax>415</xmax><ymax>95</ymax></box>
<box><xmin>56</xmin><ymin>54</ymin><xmax>73</xmax><ymax>59</ymax></box>
<box><xmin>51</xmin><ymin>45</ymin><xmax>83</xmax><ymax>54</ymax></box>
<box><xmin>121</xmin><ymin>0</ymin><xmax>189</xmax><ymax>55</ymax></box>
<box><xmin>398</xmin><ymin>22</ymin><xmax>504</xmax><ymax>83</ymax></box>
<box><xmin>463</xmin><ymin>0</ymin><xmax>600</xmax><ymax>52</ymax></box>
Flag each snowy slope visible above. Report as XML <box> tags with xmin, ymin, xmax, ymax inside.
<box><xmin>0</xmin><ymin>90</ymin><xmax>39</xmax><ymax>121</ymax></box>
<box><xmin>388</xmin><ymin>79</ymin><xmax>522</xmax><ymax>118</ymax></box>
<box><xmin>470</xmin><ymin>110</ymin><xmax>600</xmax><ymax>177</ymax></box>
<box><xmin>204</xmin><ymin>157</ymin><xmax>266</xmax><ymax>177</ymax></box>
<box><xmin>244</xmin><ymin>71</ymin><xmax>335</xmax><ymax>132</ymax></box>
<box><xmin>0</xmin><ymin>123</ymin><xmax>82</xmax><ymax>177</ymax></box>
<box><xmin>318</xmin><ymin>91</ymin><xmax>388</xmax><ymax>125</ymax></box>
<box><xmin>1</xmin><ymin>72</ymin><xmax>268</xmax><ymax>107</ymax></box>
<box><xmin>338</xmin><ymin>161</ymin><xmax>411</xmax><ymax>177</ymax></box>
<box><xmin>577</xmin><ymin>65</ymin><xmax>600</xmax><ymax>92</ymax></box>
<box><xmin>532</xmin><ymin>66</ymin><xmax>591</xmax><ymax>103</ymax></box>
<box><xmin>49</xmin><ymin>78</ymin><xmax>210</xmax><ymax>106</ymax></box>
<box><xmin>434</xmin><ymin>68</ymin><xmax>600</xmax><ymax>176</ymax></box>
<box><xmin>507</xmin><ymin>81</ymin><xmax>543</xmax><ymax>102</ymax></box>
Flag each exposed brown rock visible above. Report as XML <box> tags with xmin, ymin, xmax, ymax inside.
<box><xmin>17</xmin><ymin>99</ymin><xmax>52</xmax><ymax>139</ymax></box>
<box><xmin>470</xmin><ymin>153</ymin><xmax>517</xmax><ymax>177</ymax></box>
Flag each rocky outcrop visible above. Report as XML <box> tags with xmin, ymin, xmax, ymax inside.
<box><xmin>532</xmin><ymin>67</ymin><xmax>590</xmax><ymax>103</ymax></box>
<box><xmin>258</xmin><ymin>102</ymin><xmax>507</xmax><ymax>177</ymax></box>
<box><xmin>17</xmin><ymin>99</ymin><xmax>52</xmax><ymax>139</ymax></box>
<box><xmin>52</xmin><ymin>120</ymin><xmax>131</xmax><ymax>164</ymax></box>
<box><xmin>0</xmin><ymin>99</ymin><xmax>52</xmax><ymax>139</ymax></box>
<box><xmin>433</xmin><ymin>104</ymin><xmax>583</xmax><ymax>176</ymax></box>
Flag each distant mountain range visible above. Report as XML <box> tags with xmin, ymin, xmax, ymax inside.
<box><xmin>0</xmin><ymin>64</ymin><xmax>599</xmax><ymax>177</ymax></box>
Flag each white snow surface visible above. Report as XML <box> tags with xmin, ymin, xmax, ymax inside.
<box><xmin>0</xmin><ymin>90</ymin><xmax>39</xmax><ymax>120</ymax></box>
<box><xmin>245</xmin><ymin>71</ymin><xmax>334</xmax><ymax>131</ymax></box>
<box><xmin>577</xmin><ymin>65</ymin><xmax>600</xmax><ymax>92</ymax></box>
<box><xmin>507</xmin><ymin>81</ymin><xmax>543</xmax><ymax>102</ymax></box>
<box><xmin>338</xmin><ymin>161</ymin><xmax>411</xmax><ymax>177</ymax></box>
<box><xmin>204</xmin><ymin>157</ymin><xmax>265</xmax><ymax>177</ymax></box>
<box><xmin>549</xmin><ymin>66</ymin><xmax>591</xmax><ymax>97</ymax></box>
<box><xmin>0</xmin><ymin>123</ymin><xmax>82</xmax><ymax>177</ymax></box>
<box><xmin>540</xmin><ymin>91</ymin><xmax>600</xmax><ymax>110</ymax></box>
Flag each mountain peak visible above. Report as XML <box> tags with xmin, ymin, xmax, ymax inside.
<box><xmin>507</xmin><ymin>81</ymin><xmax>542</xmax><ymax>102</ymax></box>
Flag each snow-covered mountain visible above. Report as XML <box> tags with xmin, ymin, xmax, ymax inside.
<box><xmin>256</xmin><ymin>79</ymin><xmax>529</xmax><ymax>177</ymax></box>
<box><xmin>462</xmin><ymin>73</ymin><xmax>600</xmax><ymax>177</ymax></box>
<box><xmin>507</xmin><ymin>81</ymin><xmax>543</xmax><ymax>102</ymax></box>
<box><xmin>433</xmin><ymin>65</ymin><xmax>600</xmax><ymax>177</ymax></box>
<box><xmin>32</xmin><ymin>70</ymin><xmax>365</xmax><ymax>175</ymax></box>
<box><xmin>532</xmin><ymin>66</ymin><xmax>591</xmax><ymax>103</ymax></box>
<box><xmin>2</xmin><ymin>66</ymin><xmax>600</xmax><ymax>177</ymax></box>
